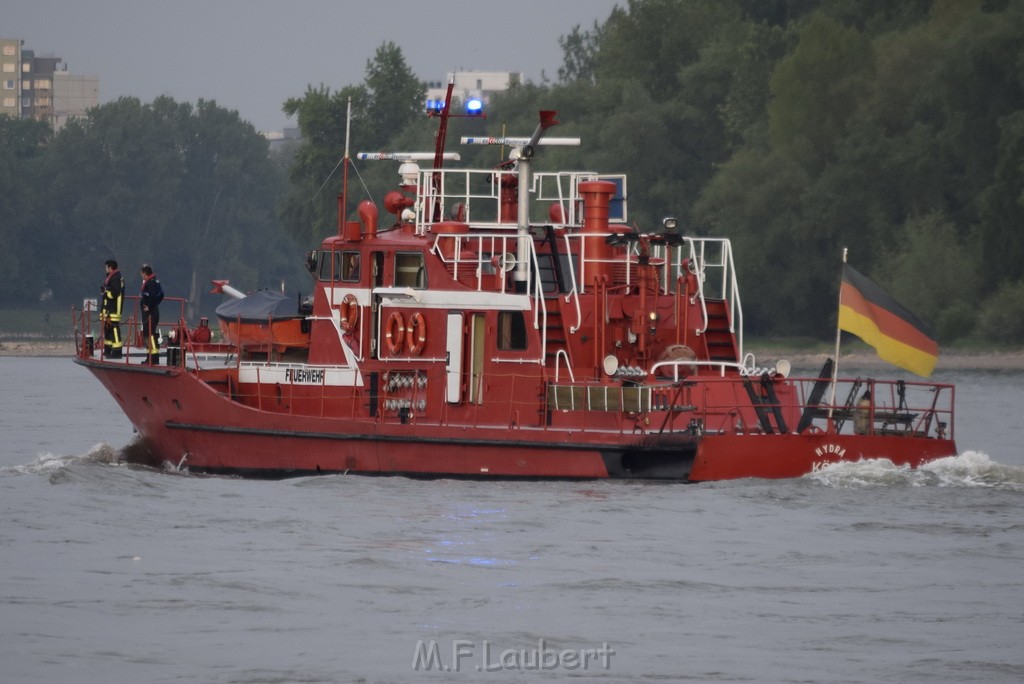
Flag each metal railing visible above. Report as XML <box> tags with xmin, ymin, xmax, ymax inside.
<box><xmin>73</xmin><ymin>295</ymin><xmax>190</xmax><ymax>361</ymax></box>
<box><xmin>544</xmin><ymin>373</ymin><xmax>954</xmax><ymax>440</ymax></box>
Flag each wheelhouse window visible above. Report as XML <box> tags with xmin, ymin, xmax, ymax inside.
<box><xmin>497</xmin><ymin>311</ymin><xmax>528</xmax><ymax>351</ymax></box>
<box><xmin>341</xmin><ymin>251</ymin><xmax>360</xmax><ymax>282</ymax></box>
<box><xmin>394</xmin><ymin>252</ymin><xmax>426</xmax><ymax>288</ymax></box>
<box><xmin>318</xmin><ymin>250</ymin><xmax>340</xmax><ymax>282</ymax></box>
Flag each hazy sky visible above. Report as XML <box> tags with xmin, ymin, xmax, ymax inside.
<box><xmin>5</xmin><ymin>0</ymin><xmax>621</xmax><ymax>132</ymax></box>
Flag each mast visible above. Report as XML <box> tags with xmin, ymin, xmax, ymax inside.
<box><xmin>513</xmin><ymin>111</ymin><xmax>560</xmax><ymax>284</ymax></box>
<box><xmin>338</xmin><ymin>96</ymin><xmax>352</xmax><ymax>237</ymax></box>
<box><xmin>427</xmin><ymin>76</ymin><xmax>457</xmax><ymax>222</ymax></box>
<box><xmin>432</xmin><ymin>76</ymin><xmax>456</xmax><ymax>172</ymax></box>
<box><xmin>828</xmin><ymin>247</ymin><xmax>848</xmax><ymax>415</ymax></box>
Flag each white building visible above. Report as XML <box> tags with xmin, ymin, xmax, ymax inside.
<box><xmin>53</xmin><ymin>71</ymin><xmax>99</xmax><ymax>131</ymax></box>
<box><xmin>425</xmin><ymin>71</ymin><xmax>523</xmax><ymax>108</ymax></box>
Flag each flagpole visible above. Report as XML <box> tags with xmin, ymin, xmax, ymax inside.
<box><xmin>828</xmin><ymin>247</ymin><xmax>848</xmax><ymax>418</ymax></box>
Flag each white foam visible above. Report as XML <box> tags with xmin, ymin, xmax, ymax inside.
<box><xmin>808</xmin><ymin>451</ymin><xmax>1024</xmax><ymax>489</ymax></box>
<box><xmin>2</xmin><ymin>443</ymin><xmax>121</xmax><ymax>476</ymax></box>
<box><xmin>919</xmin><ymin>450</ymin><xmax>1024</xmax><ymax>488</ymax></box>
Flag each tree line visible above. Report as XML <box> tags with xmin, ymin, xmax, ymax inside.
<box><xmin>2</xmin><ymin>0</ymin><xmax>1022</xmax><ymax>343</ymax></box>
<box><xmin>492</xmin><ymin>0</ymin><xmax>1024</xmax><ymax>344</ymax></box>
<box><xmin>0</xmin><ymin>97</ymin><xmax>302</xmax><ymax>319</ymax></box>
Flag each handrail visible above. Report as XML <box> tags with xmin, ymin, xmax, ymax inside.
<box><xmin>431</xmin><ymin>230</ymin><xmax>547</xmax><ymax>365</ymax></box>
<box><xmin>552</xmin><ymin>349</ymin><xmax>575</xmax><ymax>383</ymax></box>
<box><xmin>559</xmin><ymin>232</ymin><xmax>583</xmax><ymax>334</ymax></box>
<box><xmin>73</xmin><ymin>295</ymin><xmax>190</xmax><ymax>361</ymax></box>
<box><xmin>544</xmin><ymin>373</ymin><xmax>955</xmax><ymax>439</ymax></box>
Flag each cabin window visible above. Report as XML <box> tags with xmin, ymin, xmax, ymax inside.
<box><xmin>317</xmin><ymin>251</ymin><xmax>341</xmax><ymax>282</ymax></box>
<box><xmin>497</xmin><ymin>311</ymin><xmax>528</xmax><ymax>351</ymax></box>
<box><xmin>394</xmin><ymin>252</ymin><xmax>426</xmax><ymax>289</ymax></box>
<box><xmin>341</xmin><ymin>251</ymin><xmax>360</xmax><ymax>282</ymax></box>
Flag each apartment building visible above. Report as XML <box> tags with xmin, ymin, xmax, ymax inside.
<box><xmin>0</xmin><ymin>37</ymin><xmax>98</xmax><ymax>131</ymax></box>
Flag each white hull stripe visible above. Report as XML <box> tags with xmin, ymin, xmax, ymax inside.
<box><xmin>238</xmin><ymin>365</ymin><xmax>361</xmax><ymax>387</ymax></box>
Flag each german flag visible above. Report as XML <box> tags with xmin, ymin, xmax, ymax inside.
<box><xmin>838</xmin><ymin>264</ymin><xmax>938</xmax><ymax>377</ymax></box>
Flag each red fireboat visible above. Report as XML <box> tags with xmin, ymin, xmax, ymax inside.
<box><xmin>72</xmin><ymin>84</ymin><xmax>956</xmax><ymax>480</ymax></box>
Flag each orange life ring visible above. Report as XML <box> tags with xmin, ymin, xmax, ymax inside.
<box><xmin>406</xmin><ymin>312</ymin><xmax>427</xmax><ymax>355</ymax></box>
<box><xmin>339</xmin><ymin>294</ymin><xmax>359</xmax><ymax>333</ymax></box>
<box><xmin>385</xmin><ymin>311</ymin><xmax>405</xmax><ymax>355</ymax></box>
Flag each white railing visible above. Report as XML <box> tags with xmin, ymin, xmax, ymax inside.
<box><xmin>418</xmin><ymin>167</ymin><xmax>742</xmax><ymax>365</ymax></box>
<box><xmin>430</xmin><ymin>231</ymin><xmax>548</xmax><ymax>365</ymax></box>
<box><xmin>415</xmin><ymin>168</ymin><xmax>629</xmax><ymax>233</ymax></box>
<box><xmin>414</xmin><ymin>168</ymin><xmax>511</xmax><ymax>231</ymax></box>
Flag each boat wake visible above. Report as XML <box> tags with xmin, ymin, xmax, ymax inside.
<box><xmin>807</xmin><ymin>451</ymin><xmax>1024</xmax><ymax>490</ymax></box>
<box><xmin>2</xmin><ymin>443</ymin><xmax>123</xmax><ymax>477</ymax></box>
<box><xmin>2</xmin><ymin>439</ymin><xmax>183</xmax><ymax>482</ymax></box>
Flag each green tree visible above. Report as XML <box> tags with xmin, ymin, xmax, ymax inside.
<box><xmin>876</xmin><ymin>212</ymin><xmax>978</xmax><ymax>341</ymax></box>
<box><xmin>163</xmin><ymin>99</ymin><xmax>293</xmax><ymax>314</ymax></box>
<box><xmin>767</xmin><ymin>12</ymin><xmax>874</xmax><ymax>167</ymax></box>
<box><xmin>41</xmin><ymin>97</ymin><xmax>185</xmax><ymax>302</ymax></box>
<box><xmin>281</xmin><ymin>84</ymin><xmax>364</xmax><ymax>245</ymax></box>
<box><xmin>361</xmin><ymin>42</ymin><xmax>426</xmax><ymax>149</ymax></box>
<box><xmin>0</xmin><ymin>116</ymin><xmax>50</xmax><ymax>304</ymax></box>
<box><xmin>557</xmin><ymin>21</ymin><xmax>604</xmax><ymax>84</ymax></box>
<box><xmin>281</xmin><ymin>43</ymin><xmax>425</xmax><ymax>244</ymax></box>
<box><xmin>976</xmin><ymin>111</ymin><xmax>1024</xmax><ymax>291</ymax></box>
<box><xmin>976</xmin><ymin>280</ymin><xmax>1024</xmax><ymax>343</ymax></box>
<box><xmin>36</xmin><ymin>96</ymin><xmax>297</xmax><ymax>314</ymax></box>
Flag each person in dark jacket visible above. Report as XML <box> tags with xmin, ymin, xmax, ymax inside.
<box><xmin>100</xmin><ymin>259</ymin><xmax>125</xmax><ymax>358</ymax></box>
<box><xmin>139</xmin><ymin>264</ymin><xmax>164</xmax><ymax>364</ymax></box>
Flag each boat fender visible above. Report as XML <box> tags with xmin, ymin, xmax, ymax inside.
<box><xmin>406</xmin><ymin>312</ymin><xmax>427</xmax><ymax>355</ymax></box>
<box><xmin>339</xmin><ymin>294</ymin><xmax>359</xmax><ymax>333</ymax></box>
<box><xmin>385</xmin><ymin>311</ymin><xmax>406</xmax><ymax>355</ymax></box>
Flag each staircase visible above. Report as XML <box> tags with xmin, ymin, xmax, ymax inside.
<box><xmin>543</xmin><ymin>299</ymin><xmax>570</xmax><ymax>367</ymax></box>
<box><xmin>702</xmin><ymin>299</ymin><xmax>739</xmax><ymax>362</ymax></box>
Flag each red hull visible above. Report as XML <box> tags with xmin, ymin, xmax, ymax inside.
<box><xmin>690</xmin><ymin>433</ymin><xmax>956</xmax><ymax>481</ymax></box>
<box><xmin>77</xmin><ymin>359</ymin><xmax>956</xmax><ymax>481</ymax></box>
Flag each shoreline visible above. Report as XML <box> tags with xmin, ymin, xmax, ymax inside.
<box><xmin>2</xmin><ymin>338</ymin><xmax>1023</xmax><ymax>371</ymax></box>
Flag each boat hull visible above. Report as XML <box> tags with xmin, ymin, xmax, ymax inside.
<box><xmin>77</xmin><ymin>358</ymin><xmax>957</xmax><ymax>482</ymax></box>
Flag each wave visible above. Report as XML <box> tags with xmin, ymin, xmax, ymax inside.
<box><xmin>2</xmin><ymin>440</ymin><xmax>187</xmax><ymax>484</ymax></box>
<box><xmin>807</xmin><ymin>451</ymin><xmax>1024</xmax><ymax>490</ymax></box>
<box><xmin>1</xmin><ymin>443</ymin><xmax>122</xmax><ymax>476</ymax></box>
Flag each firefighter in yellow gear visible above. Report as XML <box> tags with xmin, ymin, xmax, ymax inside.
<box><xmin>100</xmin><ymin>259</ymin><xmax>125</xmax><ymax>358</ymax></box>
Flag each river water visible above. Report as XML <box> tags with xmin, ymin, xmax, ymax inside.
<box><xmin>1</xmin><ymin>357</ymin><xmax>1022</xmax><ymax>683</ymax></box>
